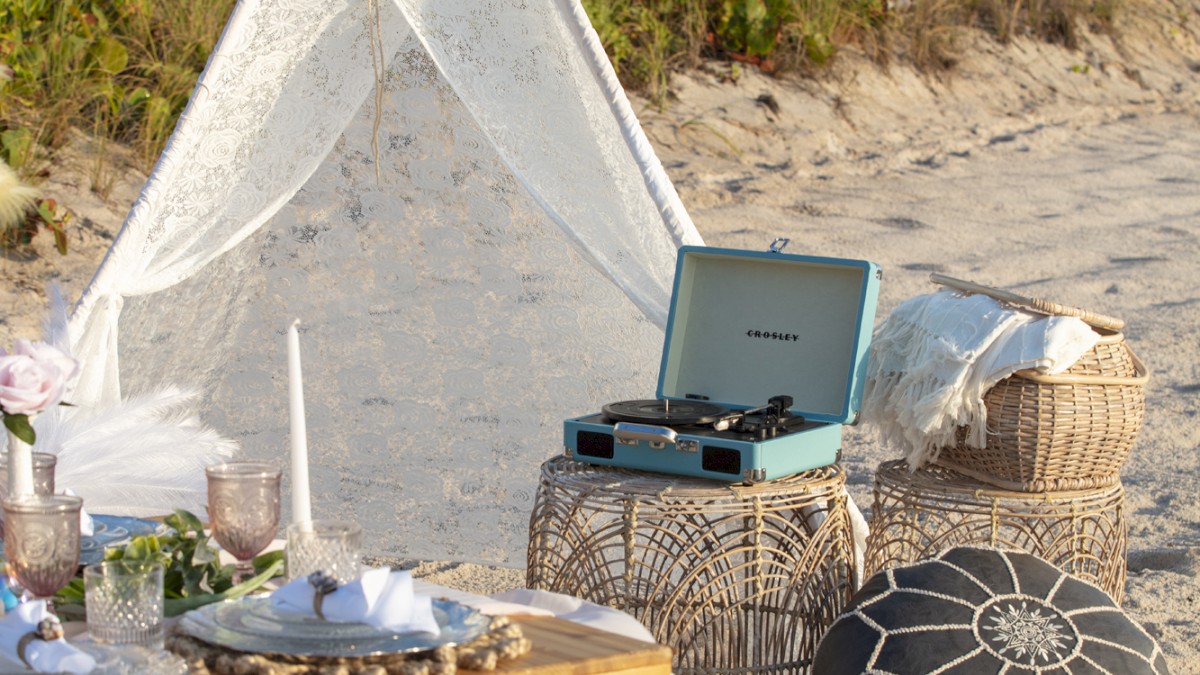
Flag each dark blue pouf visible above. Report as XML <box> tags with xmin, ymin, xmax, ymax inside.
<box><xmin>814</xmin><ymin>546</ymin><xmax>1169</xmax><ymax>674</ymax></box>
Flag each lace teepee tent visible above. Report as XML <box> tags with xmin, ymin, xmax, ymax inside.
<box><xmin>67</xmin><ymin>0</ymin><xmax>702</xmax><ymax>563</ymax></box>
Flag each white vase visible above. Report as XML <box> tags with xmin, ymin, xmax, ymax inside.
<box><xmin>5</xmin><ymin>415</ymin><xmax>36</xmax><ymax>497</ymax></box>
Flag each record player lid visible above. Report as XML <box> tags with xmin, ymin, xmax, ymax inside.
<box><xmin>656</xmin><ymin>246</ymin><xmax>880</xmax><ymax>425</ymax></box>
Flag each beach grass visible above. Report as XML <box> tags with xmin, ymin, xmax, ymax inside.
<box><xmin>0</xmin><ymin>0</ymin><xmax>1121</xmax><ymax>246</ymax></box>
<box><xmin>584</xmin><ymin>0</ymin><xmax>1123</xmax><ymax>103</ymax></box>
<box><xmin>0</xmin><ymin>0</ymin><xmax>235</xmax><ymax>181</ymax></box>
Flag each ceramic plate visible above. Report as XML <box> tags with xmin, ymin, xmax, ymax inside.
<box><xmin>76</xmin><ymin>641</ymin><xmax>189</xmax><ymax>675</ymax></box>
<box><xmin>177</xmin><ymin>596</ymin><xmax>490</xmax><ymax>657</ymax></box>
<box><xmin>0</xmin><ymin>640</ymin><xmax>186</xmax><ymax>675</ymax></box>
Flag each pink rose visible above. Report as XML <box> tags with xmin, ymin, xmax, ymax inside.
<box><xmin>13</xmin><ymin>340</ymin><xmax>80</xmax><ymax>387</ymax></box>
<box><xmin>0</xmin><ymin>341</ymin><xmax>79</xmax><ymax>415</ymax></box>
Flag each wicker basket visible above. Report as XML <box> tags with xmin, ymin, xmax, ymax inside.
<box><xmin>934</xmin><ymin>329</ymin><xmax>1148</xmax><ymax>492</ymax></box>
<box><xmin>927</xmin><ymin>275</ymin><xmax>1149</xmax><ymax>492</ymax></box>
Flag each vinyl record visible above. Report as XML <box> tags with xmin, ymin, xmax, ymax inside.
<box><xmin>602</xmin><ymin>399</ymin><xmax>731</xmax><ymax>426</ymax></box>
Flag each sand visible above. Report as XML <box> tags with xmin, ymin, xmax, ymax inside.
<box><xmin>2</xmin><ymin>3</ymin><xmax>1198</xmax><ymax>671</ymax></box>
<box><xmin>655</xmin><ymin>87</ymin><xmax>1200</xmax><ymax>673</ymax></box>
<box><xmin>631</xmin><ymin>15</ymin><xmax>1200</xmax><ymax>668</ymax></box>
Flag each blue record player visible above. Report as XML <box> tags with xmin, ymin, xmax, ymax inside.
<box><xmin>564</xmin><ymin>244</ymin><xmax>880</xmax><ymax>483</ymax></box>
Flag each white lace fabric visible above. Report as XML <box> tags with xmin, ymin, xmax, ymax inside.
<box><xmin>67</xmin><ymin>0</ymin><xmax>702</xmax><ymax>563</ymax></box>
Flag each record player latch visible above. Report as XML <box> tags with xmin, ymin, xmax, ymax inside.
<box><xmin>743</xmin><ymin>468</ymin><xmax>767</xmax><ymax>483</ymax></box>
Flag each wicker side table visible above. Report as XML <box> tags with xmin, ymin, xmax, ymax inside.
<box><xmin>865</xmin><ymin>460</ymin><xmax>1128</xmax><ymax>602</ymax></box>
<box><xmin>527</xmin><ymin>456</ymin><xmax>855</xmax><ymax>675</ymax></box>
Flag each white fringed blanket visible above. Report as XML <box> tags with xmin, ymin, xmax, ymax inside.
<box><xmin>862</xmin><ymin>289</ymin><xmax>1100</xmax><ymax>468</ymax></box>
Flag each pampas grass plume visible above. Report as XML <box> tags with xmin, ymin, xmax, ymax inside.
<box><xmin>31</xmin><ymin>386</ymin><xmax>238</xmax><ymax>517</ymax></box>
<box><xmin>0</xmin><ymin>160</ymin><xmax>40</xmax><ymax>232</ymax></box>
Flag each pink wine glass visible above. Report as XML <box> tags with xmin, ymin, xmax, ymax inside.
<box><xmin>2</xmin><ymin>493</ymin><xmax>83</xmax><ymax>613</ymax></box>
<box><xmin>205</xmin><ymin>462</ymin><xmax>282</xmax><ymax>583</ymax></box>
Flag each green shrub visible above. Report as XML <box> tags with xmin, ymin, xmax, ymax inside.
<box><xmin>582</xmin><ymin>0</ymin><xmax>1121</xmax><ymax>93</ymax></box>
<box><xmin>0</xmin><ymin>0</ymin><xmax>234</xmax><ymax>176</ymax></box>
<box><xmin>716</xmin><ymin>0</ymin><xmax>795</xmax><ymax>60</ymax></box>
<box><xmin>0</xmin><ymin>0</ymin><xmax>1124</xmax><ymax>211</ymax></box>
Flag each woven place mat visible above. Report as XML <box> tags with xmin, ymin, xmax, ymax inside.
<box><xmin>166</xmin><ymin>614</ymin><xmax>532</xmax><ymax>675</ymax></box>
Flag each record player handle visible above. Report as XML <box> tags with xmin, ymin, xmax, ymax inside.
<box><xmin>613</xmin><ymin>422</ymin><xmax>678</xmax><ymax>445</ymax></box>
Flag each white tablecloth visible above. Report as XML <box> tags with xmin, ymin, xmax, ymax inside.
<box><xmin>413</xmin><ymin>581</ymin><xmax>654</xmax><ymax>643</ymax></box>
<box><xmin>218</xmin><ymin>541</ymin><xmax>655</xmax><ymax>643</ymax></box>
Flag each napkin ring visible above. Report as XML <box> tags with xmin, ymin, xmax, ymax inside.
<box><xmin>308</xmin><ymin>571</ymin><xmax>339</xmax><ymax>621</ymax></box>
<box><xmin>17</xmin><ymin>617</ymin><xmax>64</xmax><ymax>668</ymax></box>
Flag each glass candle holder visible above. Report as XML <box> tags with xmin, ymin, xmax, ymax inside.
<box><xmin>84</xmin><ymin>560</ymin><xmax>165</xmax><ymax>649</ymax></box>
<box><xmin>286</xmin><ymin>520</ymin><xmax>363</xmax><ymax>584</ymax></box>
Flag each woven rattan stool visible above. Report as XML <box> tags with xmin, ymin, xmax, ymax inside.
<box><xmin>527</xmin><ymin>456</ymin><xmax>855</xmax><ymax>675</ymax></box>
<box><xmin>865</xmin><ymin>459</ymin><xmax>1127</xmax><ymax>602</ymax></box>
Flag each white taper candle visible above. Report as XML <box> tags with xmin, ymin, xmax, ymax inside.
<box><xmin>287</xmin><ymin>319</ymin><xmax>312</xmax><ymax>525</ymax></box>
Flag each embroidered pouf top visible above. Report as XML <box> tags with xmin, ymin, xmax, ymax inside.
<box><xmin>814</xmin><ymin>546</ymin><xmax>1169</xmax><ymax>674</ymax></box>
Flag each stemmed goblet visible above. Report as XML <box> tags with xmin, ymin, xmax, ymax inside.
<box><xmin>2</xmin><ymin>493</ymin><xmax>83</xmax><ymax>614</ymax></box>
<box><xmin>0</xmin><ymin>451</ymin><xmax>58</xmax><ymax>539</ymax></box>
<box><xmin>0</xmin><ymin>451</ymin><xmax>58</xmax><ymax>498</ymax></box>
<box><xmin>206</xmin><ymin>461</ymin><xmax>282</xmax><ymax>583</ymax></box>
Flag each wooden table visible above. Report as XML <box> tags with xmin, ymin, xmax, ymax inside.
<box><xmin>62</xmin><ymin>537</ymin><xmax>670</xmax><ymax>674</ymax></box>
<box><xmin>61</xmin><ymin>614</ymin><xmax>670</xmax><ymax>675</ymax></box>
<box><xmin>491</xmin><ymin>616</ymin><xmax>672</xmax><ymax>675</ymax></box>
<box><xmin>60</xmin><ymin>579</ymin><xmax>670</xmax><ymax>674</ymax></box>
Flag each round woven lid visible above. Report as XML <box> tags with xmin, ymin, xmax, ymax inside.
<box><xmin>930</xmin><ymin>273</ymin><xmax>1124</xmax><ymax>331</ymax></box>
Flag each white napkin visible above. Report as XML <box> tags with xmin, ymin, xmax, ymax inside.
<box><xmin>62</xmin><ymin>488</ymin><xmax>94</xmax><ymax>537</ymax></box>
<box><xmin>489</xmin><ymin>589</ymin><xmax>656</xmax><ymax>643</ymax></box>
<box><xmin>271</xmin><ymin>567</ymin><xmax>440</xmax><ymax>635</ymax></box>
<box><xmin>412</xmin><ymin>581</ymin><xmax>555</xmax><ymax>618</ymax></box>
<box><xmin>863</xmin><ymin>289</ymin><xmax>1099</xmax><ymax>468</ymax></box>
<box><xmin>0</xmin><ymin>601</ymin><xmax>96</xmax><ymax>674</ymax></box>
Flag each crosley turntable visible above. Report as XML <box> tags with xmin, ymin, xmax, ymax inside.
<box><xmin>563</xmin><ymin>244</ymin><xmax>881</xmax><ymax>483</ymax></box>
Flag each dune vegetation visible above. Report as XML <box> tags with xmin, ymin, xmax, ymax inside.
<box><xmin>0</xmin><ymin>0</ymin><xmax>1121</xmax><ymax>248</ymax></box>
